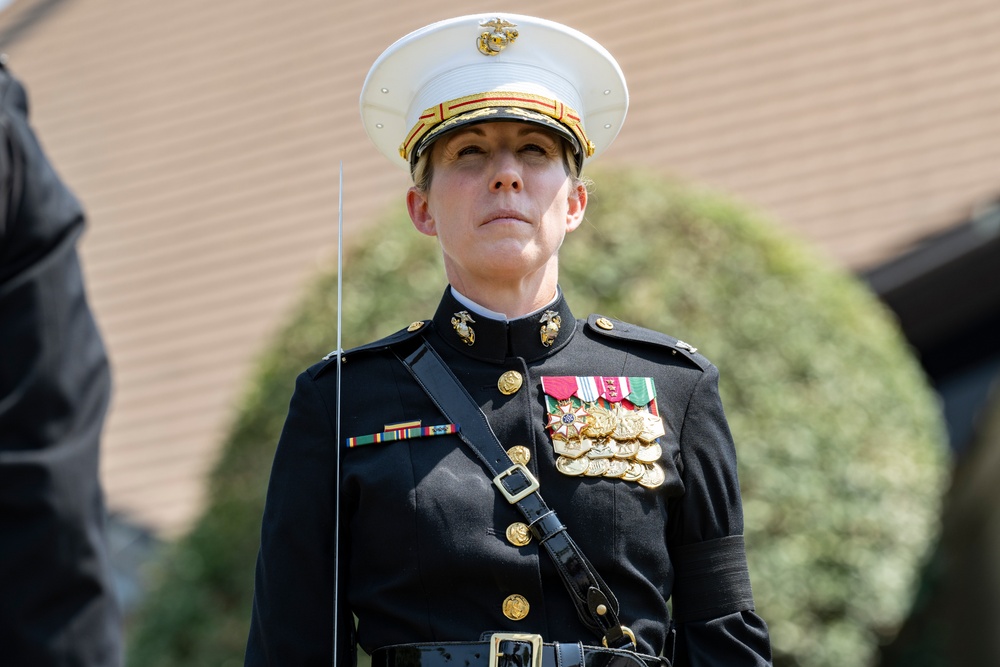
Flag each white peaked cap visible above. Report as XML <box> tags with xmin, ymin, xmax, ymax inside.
<box><xmin>360</xmin><ymin>13</ymin><xmax>629</xmax><ymax>172</ymax></box>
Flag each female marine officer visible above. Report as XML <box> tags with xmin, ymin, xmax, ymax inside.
<box><xmin>246</xmin><ymin>14</ymin><xmax>772</xmax><ymax>667</ymax></box>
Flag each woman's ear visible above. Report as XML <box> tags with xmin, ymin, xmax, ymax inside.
<box><xmin>406</xmin><ymin>186</ymin><xmax>437</xmax><ymax>237</ymax></box>
<box><xmin>565</xmin><ymin>181</ymin><xmax>587</xmax><ymax>233</ymax></box>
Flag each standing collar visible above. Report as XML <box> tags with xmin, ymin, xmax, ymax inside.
<box><xmin>432</xmin><ymin>286</ymin><xmax>577</xmax><ymax>363</ymax></box>
<box><xmin>450</xmin><ymin>286</ymin><xmax>559</xmax><ymax>322</ymax></box>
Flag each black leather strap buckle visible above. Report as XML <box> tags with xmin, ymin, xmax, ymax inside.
<box><xmin>601</xmin><ymin>626</ymin><xmax>636</xmax><ymax>650</ymax></box>
<box><xmin>489</xmin><ymin>633</ymin><xmax>542</xmax><ymax>667</ymax></box>
<box><xmin>493</xmin><ymin>463</ymin><xmax>539</xmax><ymax>504</ymax></box>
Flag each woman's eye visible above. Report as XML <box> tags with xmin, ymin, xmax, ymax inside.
<box><xmin>457</xmin><ymin>145</ymin><xmax>484</xmax><ymax>156</ymax></box>
<box><xmin>521</xmin><ymin>143</ymin><xmax>547</xmax><ymax>154</ymax></box>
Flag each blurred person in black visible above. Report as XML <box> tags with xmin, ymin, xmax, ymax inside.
<box><xmin>0</xmin><ymin>60</ymin><xmax>122</xmax><ymax>666</ymax></box>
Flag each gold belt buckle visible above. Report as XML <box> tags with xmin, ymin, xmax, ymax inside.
<box><xmin>489</xmin><ymin>632</ymin><xmax>543</xmax><ymax>667</ymax></box>
<box><xmin>493</xmin><ymin>463</ymin><xmax>540</xmax><ymax>504</ymax></box>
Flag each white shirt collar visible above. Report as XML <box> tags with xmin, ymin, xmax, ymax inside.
<box><xmin>450</xmin><ymin>286</ymin><xmax>559</xmax><ymax>322</ymax></box>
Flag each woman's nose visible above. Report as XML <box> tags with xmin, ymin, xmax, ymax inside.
<box><xmin>492</xmin><ymin>153</ymin><xmax>521</xmax><ymax>191</ymax></box>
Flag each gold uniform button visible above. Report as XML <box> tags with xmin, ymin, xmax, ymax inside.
<box><xmin>502</xmin><ymin>594</ymin><xmax>530</xmax><ymax>621</ymax></box>
<box><xmin>497</xmin><ymin>370</ymin><xmax>523</xmax><ymax>395</ymax></box>
<box><xmin>596</xmin><ymin>317</ymin><xmax>614</xmax><ymax>330</ymax></box>
<box><xmin>406</xmin><ymin>321</ymin><xmax>425</xmax><ymax>332</ymax></box>
<box><xmin>505</xmin><ymin>522</ymin><xmax>532</xmax><ymax>547</ymax></box>
<box><xmin>506</xmin><ymin>445</ymin><xmax>531</xmax><ymax>466</ymax></box>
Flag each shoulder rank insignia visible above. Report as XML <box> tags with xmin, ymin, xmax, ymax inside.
<box><xmin>541</xmin><ymin>376</ymin><xmax>666</xmax><ymax>488</ymax></box>
<box><xmin>675</xmin><ymin>340</ymin><xmax>698</xmax><ymax>354</ymax></box>
<box><xmin>346</xmin><ymin>422</ymin><xmax>459</xmax><ymax>448</ymax></box>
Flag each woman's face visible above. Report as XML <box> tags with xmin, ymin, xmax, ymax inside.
<box><xmin>406</xmin><ymin>121</ymin><xmax>587</xmax><ymax>289</ymax></box>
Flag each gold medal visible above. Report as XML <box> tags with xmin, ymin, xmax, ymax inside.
<box><xmin>604</xmin><ymin>459</ymin><xmax>630</xmax><ymax>478</ymax></box>
<box><xmin>623</xmin><ymin>461</ymin><xmax>646</xmax><ymax>482</ymax></box>
<box><xmin>588</xmin><ymin>438</ymin><xmax>617</xmax><ymax>459</ymax></box>
<box><xmin>556</xmin><ymin>455</ymin><xmax>590</xmax><ymax>476</ymax></box>
<box><xmin>584</xmin><ymin>404</ymin><xmax>616</xmax><ymax>438</ymax></box>
<box><xmin>553</xmin><ymin>437</ymin><xmax>592</xmax><ymax>459</ymax></box>
<box><xmin>635</xmin><ymin>443</ymin><xmax>662</xmax><ymax>463</ymax></box>
<box><xmin>585</xmin><ymin>458</ymin><xmax>611</xmax><ymax>476</ymax></box>
<box><xmin>612</xmin><ymin>408</ymin><xmax>644</xmax><ymax>440</ymax></box>
<box><xmin>614</xmin><ymin>440</ymin><xmax>640</xmax><ymax>459</ymax></box>
<box><xmin>639</xmin><ymin>463</ymin><xmax>665</xmax><ymax>489</ymax></box>
<box><xmin>637</xmin><ymin>411</ymin><xmax>666</xmax><ymax>443</ymax></box>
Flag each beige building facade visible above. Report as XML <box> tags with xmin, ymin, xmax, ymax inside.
<box><xmin>2</xmin><ymin>0</ymin><xmax>999</xmax><ymax>535</ymax></box>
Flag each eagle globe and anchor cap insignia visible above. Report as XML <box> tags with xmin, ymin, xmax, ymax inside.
<box><xmin>477</xmin><ymin>17</ymin><xmax>519</xmax><ymax>56</ymax></box>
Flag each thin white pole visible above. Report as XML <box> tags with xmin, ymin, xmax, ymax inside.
<box><xmin>332</xmin><ymin>161</ymin><xmax>344</xmax><ymax>665</ymax></box>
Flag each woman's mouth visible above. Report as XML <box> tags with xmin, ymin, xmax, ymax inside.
<box><xmin>482</xmin><ymin>210</ymin><xmax>528</xmax><ymax>225</ymax></box>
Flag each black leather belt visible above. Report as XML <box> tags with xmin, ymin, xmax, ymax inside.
<box><xmin>371</xmin><ymin>635</ymin><xmax>666</xmax><ymax>667</ymax></box>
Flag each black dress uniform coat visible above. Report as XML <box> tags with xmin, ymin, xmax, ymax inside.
<box><xmin>0</xmin><ymin>66</ymin><xmax>122</xmax><ymax>665</ymax></box>
<box><xmin>246</xmin><ymin>288</ymin><xmax>772</xmax><ymax>666</ymax></box>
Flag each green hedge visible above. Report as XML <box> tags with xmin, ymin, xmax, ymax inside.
<box><xmin>126</xmin><ymin>168</ymin><xmax>946</xmax><ymax>667</ymax></box>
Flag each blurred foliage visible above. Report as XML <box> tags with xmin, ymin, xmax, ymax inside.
<box><xmin>126</xmin><ymin>168</ymin><xmax>946</xmax><ymax>667</ymax></box>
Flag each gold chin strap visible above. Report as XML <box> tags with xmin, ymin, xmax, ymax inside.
<box><xmin>399</xmin><ymin>90</ymin><xmax>595</xmax><ymax>160</ymax></box>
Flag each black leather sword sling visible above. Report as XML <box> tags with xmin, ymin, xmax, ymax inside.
<box><xmin>398</xmin><ymin>340</ymin><xmax>637</xmax><ymax>651</ymax></box>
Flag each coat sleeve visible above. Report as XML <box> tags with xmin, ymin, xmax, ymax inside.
<box><xmin>667</xmin><ymin>364</ymin><xmax>772</xmax><ymax>666</ymax></box>
<box><xmin>245</xmin><ymin>370</ymin><xmax>355</xmax><ymax>666</ymax></box>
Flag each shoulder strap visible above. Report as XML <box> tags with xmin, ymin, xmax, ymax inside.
<box><xmin>398</xmin><ymin>341</ymin><xmax>637</xmax><ymax>650</ymax></box>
